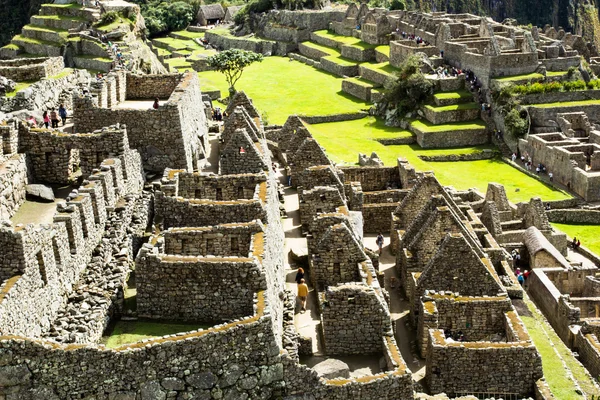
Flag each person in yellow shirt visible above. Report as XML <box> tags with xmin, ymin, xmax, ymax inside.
<box><xmin>297</xmin><ymin>279</ymin><xmax>309</xmax><ymax>313</ymax></box>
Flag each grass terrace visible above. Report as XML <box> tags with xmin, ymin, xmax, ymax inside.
<box><xmin>301</xmin><ymin>41</ymin><xmax>339</xmax><ymax>56</ymax></box>
<box><xmin>171</xmin><ymin>30</ymin><xmax>205</xmax><ymax>40</ymax></box>
<box><xmin>153</xmin><ymin>36</ymin><xmax>204</xmax><ymax>52</ymax></box>
<box><xmin>375</xmin><ymin>45</ymin><xmax>390</xmax><ymax>58</ymax></box>
<box><xmin>43</xmin><ymin>2</ymin><xmax>83</xmax><ymax>8</ymax></box>
<box><xmin>312</xmin><ymin>29</ymin><xmax>364</xmax><ymax>46</ymax></box>
<box><xmin>530</xmin><ymin>99</ymin><xmax>600</xmax><ymax>108</ymax></box>
<box><xmin>34</xmin><ymin>14</ymin><xmax>87</xmax><ymax>22</ymax></box>
<box><xmin>424</xmin><ymin>103</ymin><xmax>479</xmax><ymax>112</ymax></box>
<box><xmin>308</xmin><ymin>118</ymin><xmax>571</xmax><ymax>202</ymax></box>
<box><xmin>551</xmin><ymin>223</ymin><xmax>600</xmax><ymax>257</ymax></box>
<box><xmin>546</xmin><ymin>71</ymin><xmax>569</xmax><ymax>77</ymax></box>
<box><xmin>433</xmin><ymin>90</ymin><xmax>472</xmax><ymax>101</ymax></box>
<box><xmin>5</xmin><ymin>81</ymin><xmax>35</xmax><ymax>98</ymax></box>
<box><xmin>211</xmin><ymin>27</ymin><xmax>263</xmax><ymax>42</ymax></box>
<box><xmin>197</xmin><ymin>56</ymin><xmax>366</xmax><ymax>124</ymax></box>
<box><xmin>101</xmin><ymin>320</ymin><xmax>210</xmax><ymax>348</ymax></box>
<box><xmin>410</xmin><ymin>119</ymin><xmax>486</xmax><ymax>132</ymax></box>
<box><xmin>494</xmin><ymin>72</ymin><xmax>545</xmax><ymax>82</ymax></box>
<box><xmin>13</xmin><ymin>35</ymin><xmax>61</xmax><ymax>47</ymax></box>
<box><xmin>94</xmin><ymin>16</ymin><xmax>133</xmax><ymax>33</ymax></box>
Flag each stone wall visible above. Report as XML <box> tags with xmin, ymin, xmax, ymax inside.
<box><xmin>126</xmin><ymin>73</ymin><xmax>180</xmax><ymax>100</ymax></box>
<box><xmin>154</xmin><ymin>191</ymin><xmax>267</xmax><ymax>228</ymax></box>
<box><xmin>169</xmin><ymin>170</ymin><xmax>267</xmax><ymax>200</ymax></box>
<box><xmin>0</xmin><ymin>302</ymin><xmax>284</xmax><ymax>399</ymax></box>
<box><xmin>321</xmin><ymin>283</ymin><xmax>392</xmax><ymax>355</ymax></box>
<box><xmin>0</xmin><ymin>57</ymin><xmax>63</xmax><ymax>82</ymax></box>
<box><xmin>0</xmin><ymin>153</ymin><xmax>28</xmax><ymax>221</ymax></box>
<box><xmin>339</xmin><ymin>166</ymin><xmax>401</xmax><ymax>191</ymax></box>
<box><xmin>547</xmin><ymin>209</ymin><xmax>600</xmax><ymax>224</ymax></box>
<box><xmin>136</xmin><ymin>252</ymin><xmax>266</xmax><ymax>322</ymax></box>
<box><xmin>73</xmin><ymin>72</ymin><xmax>207</xmax><ymax>172</ymax></box>
<box><xmin>363</xmin><ymin>203</ymin><xmax>398</xmax><ymax>234</ymax></box>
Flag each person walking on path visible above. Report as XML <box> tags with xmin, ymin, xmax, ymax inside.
<box><xmin>297</xmin><ymin>279</ymin><xmax>308</xmax><ymax>313</ymax></box>
<box><xmin>295</xmin><ymin>267</ymin><xmax>304</xmax><ymax>284</ymax></box>
<box><xmin>50</xmin><ymin>108</ymin><xmax>59</xmax><ymax>128</ymax></box>
<box><xmin>59</xmin><ymin>104</ymin><xmax>68</xmax><ymax>126</ymax></box>
<box><xmin>376</xmin><ymin>233</ymin><xmax>384</xmax><ymax>255</ymax></box>
<box><xmin>153</xmin><ymin>97</ymin><xmax>160</xmax><ymax>110</ymax></box>
<box><xmin>42</xmin><ymin>111</ymin><xmax>50</xmax><ymax>128</ymax></box>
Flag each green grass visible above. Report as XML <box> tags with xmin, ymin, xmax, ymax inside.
<box><xmin>344</xmin><ymin>77</ymin><xmax>375</xmax><ymax>87</ymax></box>
<box><xmin>410</xmin><ymin>119</ymin><xmax>486</xmax><ymax>133</ymax></box>
<box><xmin>546</xmin><ymin>71</ymin><xmax>569</xmax><ymax>77</ymax></box>
<box><xmin>494</xmin><ymin>72</ymin><xmax>545</xmax><ymax>82</ymax></box>
<box><xmin>313</xmin><ymin>30</ymin><xmax>362</xmax><ymax>46</ymax></box>
<box><xmin>23</xmin><ymin>24</ymin><xmax>69</xmax><ymax>38</ymax></box>
<box><xmin>197</xmin><ymin>56</ymin><xmax>366</xmax><ymax>124</ymax></box>
<box><xmin>153</xmin><ymin>36</ymin><xmax>203</xmax><ymax>52</ymax></box>
<box><xmin>551</xmin><ymin>223</ymin><xmax>600</xmax><ymax>257</ymax></box>
<box><xmin>74</xmin><ymin>54</ymin><xmax>112</xmax><ymax>62</ymax></box>
<box><xmin>521</xmin><ymin>295</ymin><xmax>600</xmax><ymax>399</ymax></box>
<box><xmin>1</xmin><ymin>44</ymin><xmax>19</xmax><ymax>51</ymax></box>
<box><xmin>308</xmin><ymin>118</ymin><xmax>571</xmax><ymax>202</ymax></box>
<box><xmin>424</xmin><ymin>102</ymin><xmax>479</xmax><ymax>112</ymax></box>
<box><xmin>49</xmin><ymin>68</ymin><xmax>73</xmax><ymax>80</ymax></box>
<box><xmin>166</xmin><ymin>57</ymin><xmax>192</xmax><ymax>71</ymax></box>
<box><xmin>94</xmin><ymin>16</ymin><xmax>132</xmax><ymax>33</ymax></box>
<box><xmin>361</xmin><ymin>62</ymin><xmax>398</xmax><ymax>77</ymax></box>
<box><xmin>43</xmin><ymin>2</ymin><xmax>82</xmax><ymax>8</ymax></box>
<box><xmin>34</xmin><ymin>14</ymin><xmax>87</xmax><ymax>22</ymax></box>
<box><xmin>375</xmin><ymin>45</ymin><xmax>390</xmax><ymax>57</ymax></box>
<box><xmin>101</xmin><ymin>320</ymin><xmax>210</xmax><ymax>348</ymax></box>
<box><xmin>433</xmin><ymin>90</ymin><xmax>472</xmax><ymax>100</ymax></box>
<box><xmin>5</xmin><ymin>81</ymin><xmax>35</xmax><ymax>98</ymax></box>
<box><xmin>531</xmin><ymin>99</ymin><xmax>600</xmax><ymax>108</ymax></box>
<box><xmin>13</xmin><ymin>34</ymin><xmax>61</xmax><ymax>47</ymax></box>
<box><xmin>171</xmin><ymin>30</ymin><xmax>205</xmax><ymax>39</ymax></box>
<box><xmin>301</xmin><ymin>41</ymin><xmax>340</xmax><ymax>56</ymax></box>
<box><xmin>211</xmin><ymin>27</ymin><xmax>263</xmax><ymax>42</ymax></box>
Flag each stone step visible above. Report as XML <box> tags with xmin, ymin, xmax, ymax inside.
<box><xmin>341</xmin><ymin>77</ymin><xmax>375</xmax><ymax>102</ymax></box>
<box><xmin>40</xmin><ymin>4</ymin><xmax>99</xmax><ymax>22</ymax></box>
<box><xmin>298</xmin><ymin>41</ymin><xmax>338</xmax><ymax>61</ymax></box>
<box><xmin>358</xmin><ymin>63</ymin><xmax>395</xmax><ymax>86</ymax></box>
<box><xmin>432</xmin><ymin>90</ymin><xmax>474</xmax><ymax>107</ymax></box>
<box><xmin>423</xmin><ymin>103</ymin><xmax>480</xmax><ymax>125</ymax></box>
<box><xmin>30</xmin><ymin>14</ymin><xmax>87</xmax><ymax>31</ymax></box>
<box><xmin>21</xmin><ymin>25</ymin><xmax>68</xmax><ymax>44</ymax></box>
<box><xmin>11</xmin><ymin>35</ymin><xmax>62</xmax><ymax>57</ymax></box>
<box><xmin>409</xmin><ymin>119</ymin><xmax>488</xmax><ymax>149</ymax></box>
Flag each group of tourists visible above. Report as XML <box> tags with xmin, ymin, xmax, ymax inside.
<box><xmin>399</xmin><ymin>31</ymin><xmax>430</xmax><ymax>46</ymax></box>
<box><xmin>572</xmin><ymin>237</ymin><xmax>582</xmax><ymax>250</ymax></box>
<box><xmin>515</xmin><ymin>267</ymin><xmax>530</xmax><ymax>286</ymax></box>
<box><xmin>41</xmin><ymin>104</ymin><xmax>68</xmax><ymax>129</ymax></box>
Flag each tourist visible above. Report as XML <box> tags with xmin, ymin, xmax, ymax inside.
<box><xmin>153</xmin><ymin>97</ymin><xmax>159</xmax><ymax>110</ymax></box>
<box><xmin>549</xmin><ymin>172</ymin><xmax>553</xmax><ymax>181</ymax></box>
<box><xmin>297</xmin><ymin>278</ymin><xmax>308</xmax><ymax>313</ymax></box>
<box><xmin>511</xmin><ymin>153</ymin><xmax>517</xmax><ymax>162</ymax></box>
<box><xmin>572</xmin><ymin>237</ymin><xmax>578</xmax><ymax>249</ymax></box>
<box><xmin>518</xmin><ymin>273</ymin><xmax>525</xmax><ymax>286</ymax></box>
<box><xmin>26</xmin><ymin>116</ymin><xmax>37</xmax><ymax>128</ymax></box>
<box><xmin>295</xmin><ymin>267</ymin><xmax>305</xmax><ymax>284</ymax></box>
<box><xmin>576</xmin><ymin>239</ymin><xmax>581</xmax><ymax>250</ymax></box>
<box><xmin>50</xmin><ymin>108</ymin><xmax>60</xmax><ymax>128</ymax></box>
<box><xmin>440</xmin><ymin>50</ymin><xmax>444</xmax><ymax>58</ymax></box>
<box><xmin>42</xmin><ymin>111</ymin><xmax>50</xmax><ymax>128</ymax></box>
<box><xmin>59</xmin><ymin>104</ymin><xmax>68</xmax><ymax>126</ymax></box>
<box><xmin>376</xmin><ymin>233</ymin><xmax>384</xmax><ymax>255</ymax></box>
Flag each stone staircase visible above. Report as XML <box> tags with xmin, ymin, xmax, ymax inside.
<box><xmin>409</xmin><ymin>77</ymin><xmax>488</xmax><ymax>149</ymax></box>
<box><xmin>0</xmin><ymin>3</ymin><xmax>100</xmax><ymax>59</ymax></box>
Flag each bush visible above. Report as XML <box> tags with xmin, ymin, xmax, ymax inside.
<box><xmin>383</xmin><ymin>55</ymin><xmax>435</xmax><ymax>116</ymax></box>
<box><xmin>390</xmin><ymin>0</ymin><xmax>406</xmax><ymax>10</ymax></box>
<box><xmin>505</xmin><ymin>108</ymin><xmax>528</xmax><ymax>138</ymax></box>
<box><xmin>97</xmin><ymin>11</ymin><xmax>119</xmax><ymax>26</ymax></box>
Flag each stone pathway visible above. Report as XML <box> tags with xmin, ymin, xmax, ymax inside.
<box><xmin>566</xmin><ymin>248</ymin><xmax>597</xmax><ymax>269</ymax></box>
<box><xmin>363</xmin><ymin>234</ymin><xmax>427</xmax><ymax>386</ymax></box>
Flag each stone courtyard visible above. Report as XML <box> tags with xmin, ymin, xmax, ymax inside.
<box><xmin>2</xmin><ymin>0</ymin><xmax>600</xmax><ymax>399</ymax></box>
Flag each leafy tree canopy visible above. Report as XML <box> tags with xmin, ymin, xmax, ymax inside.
<box><xmin>207</xmin><ymin>49</ymin><xmax>264</xmax><ymax>96</ymax></box>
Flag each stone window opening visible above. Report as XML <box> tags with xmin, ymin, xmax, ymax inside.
<box><xmin>333</xmin><ymin>262</ymin><xmax>341</xmax><ymax>276</ymax></box>
<box><xmin>37</xmin><ymin>251</ymin><xmax>48</xmax><ymax>286</ymax></box>
<box><xmin>231</xmin><ymin>236</ymin><xmax>239</xmax><ymax>252</ymax></box>
<box><xmin>194</xmin><ymin>189</ymin><xmax>203</xmax><ymax>199</ymax></box>
<box><xmin>319</xmin><ymin>194</ymin><xmax>327</xmax><ymax>201</ymax></box>
<box><xmin>206</xmin><ymin>238</ymin><xmax>215</xmax><ymax>254</ymax></box>
<box><xmin>347</xmin><ymin>296</ymin><xmax>355</xmax><ymax>304</ymax></box>
<box><xmin>216</xmin><ymin>188</ymin><xmax>223</xmax><ymax>201</ymax></box>
<box><xmin>45</xmin><ymin>152</ymin><xmax>51</xmax><ymax>165</ymax></box>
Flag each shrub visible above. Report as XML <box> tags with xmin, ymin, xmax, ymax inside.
<box><xmin>505</xmin><ymin>108</ymin><xmax>528</xmax><ymax>138</ymax></box>
<box><xmin>383</xmin><ymin>55</ymin><xmax>434</xmax><ymax>116</ymax></box>
<box><xmin>97</xmin><ymin>11</ymin><xmax>119</xmax><ymax>26</ymax></box>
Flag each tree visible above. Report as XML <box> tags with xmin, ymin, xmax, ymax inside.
<box><xmin>207</xmin><ymin>49</ymin><xmax>264</xmax><ymax>97</ymax></box>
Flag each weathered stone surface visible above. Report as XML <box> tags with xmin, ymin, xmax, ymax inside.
<box><xmin>186</xmin><ymin>372</ymin><xmax>218</xmax><ymax>390</ymax></box>
<box><xmin>312</xmin><ymin>358</ymin><xmax>351</xmax><ymax>379</ymax></box>
<box><xmin>140</xmin><ymin>380</ymin><xmax>166</xmax><ymax>400</ymax></box>
<box><xmin>26</xmin><ymin>184</ymin><xmax>55</xmax><ymax>202</ymax></box>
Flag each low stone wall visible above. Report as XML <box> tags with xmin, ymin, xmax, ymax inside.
<box><xmin>320</xmin><ymin>56</ymin><xmax>359</xmax><ymax>77</ymax></box>
<box><xmin>0</xmin><ymin>154</ymin><xmax>28</xmax><ymax>220</ymax></box>
<box><xmin>418</xmin><ymin>149</ymin><xmax>499</xmax><ymax>162</ymax></box>
<box><xmin>376</xmin><ymin>136</ymin><xmax>416</xmax><ymax>145</ymax></box>
<box><xmin>126</xmin><ymin>73</ymin><xmax>180</xmax><ymax>100</ymax></box>
<box><xmin>363</xmin><ymin>203</ymin><xmax>397</xmax><ymax>233</ymax></box>
<box><xmin>154</xmin><ymin>191</ymin><xmax>267</xmax><ymax>228</ymax></box>
<box><xmin>414</xmin><ymin>126</ymin><xmax>488</xmax><ymax>148</ymax></box>
<box><xmin>574</xmin><ymin>331</ymin><xmax>600</xmax><ymax>381</ymax></box>
<box><xmin>342</xmin><ymin>79</ymin><xmax>371</xmax><ymax>101</ymax></box>
<box><xmin>338</xmin><ymin>166</ymin><xmax>400</xmax><ymax>191</ymax></box>
<box><xmin>137</xmin><ymin>252</ymin><xmax>266</xmax><ymax>322</ymax></box>
<box><xmin>0</xmin><ymin>57</ymin><xmax>63</xmax><ymax>81</ymax></box>
<box><xmin>0</xmin><ymin>307</ymin><xmax>284</xmax><ymax>399</ymax></box>
<box><xmin>359</xmin><ymin>65</ymin><xmax>392</xmax><ymax>86</ymax></box>
<box><xmin>423</xmin><ymin>106</ymin><xmax>480</xmax><ymax>125</ymax></box>
<box><xmin>520</xmin><ymin>89</ymin><xmax>600</xmax><ymax>105</ymax></box>
<box><xmin>341</xmin><ymin>44</ymin><xmax>375</xmax><ymax>62</ymax></box>
<box><xmin>205</xmin><ymin>30</ymin><xmax>293</xmax><ymax>56</ymax></box>
<box><xmin>298</xmin><ymin>42</ymin><xmax>329</xmax><ymax>60</ymax></box>
<box><xmin>546</xmin><ymin>209</ymin><xmax>600</xmax><ymax>224</ymax></box>
<box><xmin>299</xmin><ymin>111</ymin><xmax>367</xmax><ymax>124</ymax></box>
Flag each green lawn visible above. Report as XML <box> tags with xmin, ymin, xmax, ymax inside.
<box><xmin>531</xmin><ymin>99</ymin><xmax>600</xmax><ymax>108</ymax></box>
<box><xmin>101</xmin><ymin>320</ymin><xmax>209</xmax><ymax>348</ymax></box>
<box><xmin>301</xmin><ymin>41</ymin><xmax>340</xmax><ymax>56</ymax></box>
<box><xmin>424</xmin><ymin>103</ymin><xmax>479</xmax><ymax>112</ymax></box>
<box><xmin>433</xmin><ymin>90</ymin><xmax>472</xmax><ymax>100</ymax></box>
<box><xmin>197</xmin><ymin>56</ymin><xmax>367</xmax><ymax>124</ymax></box>
<box><xmin>410</xmin><ymin>119</ymin><xmax>486</xmax><ymax>133</ymax></box>
<box><xmin>308</xmin><ymin>118</ymin><xmax>571</xmax><ymax>202</ymax></box>
<box><xmin>5</xmin><ymin>81</ymin><xmax>35</xmax><ymax>98</ymax></box>
<box><xmin>312</xmin><ymin>30</ymin><xmax>362</xmax><ymax>46</ymax></box>
<box><xmin>171</xmin><ymin>30</ymin><xmax>205</xmax><ymax>39</ymax></box>
<box><xmin>546</xmin><ymin>71</ymin><xmax>569</xmax><ymax>77</ymax></box>
<box><xmin>494</xmin><ymin>72</ymin><xmax>545</xmax><ymax>82</ymax></box>
<box><xmin>551</xmin><ymin>223</ymin><xmax>600</xmax><ymax>257</ymax></box>
<box><xmin>521</xmin><ymin>295</ymin><xmax>600</xmax><ymax>399</ymax></box>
